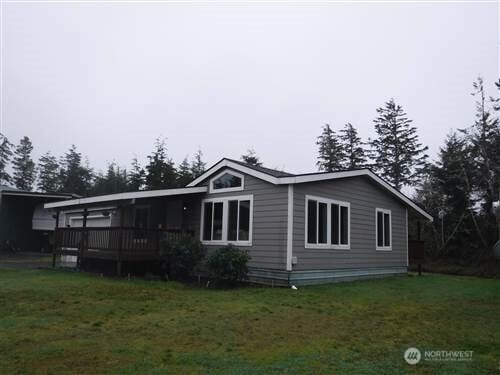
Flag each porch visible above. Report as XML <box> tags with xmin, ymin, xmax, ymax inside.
<box><xmin>45</xmin><ymin>186</ymin><xmax>207</xmax><ymax>275</ymax></box>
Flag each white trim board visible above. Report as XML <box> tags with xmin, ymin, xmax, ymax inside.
<box><xmin>187</xmin><ymin>159</ymin><xmax>433</xmax><ymax>222</ymax></box>
<box><xmin>44</xmin><ymin>186</ymin><xmax>208</xmax><ymax>209</ymax></box>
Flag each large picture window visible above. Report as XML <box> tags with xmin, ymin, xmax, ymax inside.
<box><xmin>201</xmin><ymin>195</ymin><xmax>253</xmax><ymax>246</ymax></box>
<box><xmin>305</xmin><ymin>195</ymin><xmax>350</xmax><ymax>249</ymax></box>
<box><xmin>376</xmin><ymin>208</ymin><xmax>392</xmax><ymax>250</ymax></box>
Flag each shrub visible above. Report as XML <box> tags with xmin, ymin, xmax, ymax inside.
<box><xmin>206</xmin><ymin>245</ymin><xmax>251</xmax><ymax>284</ymax></box>
<box><xmin>159</xmin><ymin>236</ymin><xmax>205</xmax><ymax>278</ymax></box>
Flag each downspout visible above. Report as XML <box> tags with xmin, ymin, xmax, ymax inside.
<box><xmin>286</xmin><ymin>184</ymin><xmax>294</xmax><ymax>286</ymax></box>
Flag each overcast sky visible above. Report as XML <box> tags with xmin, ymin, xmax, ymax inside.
<box><xmin>2</xmin><ymin>1</ymin><xmax>498</xmax><ymax>174</ymax></box>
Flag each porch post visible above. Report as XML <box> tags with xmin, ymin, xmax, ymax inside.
<box><xmin>117</xmin><ymin>205</ymin><xmax>124</xmax><ymax>277</ymax></box>
<box><xmin>78</xmin><ymin>208</ymin><xmax>88</xmax><ymax>270</ymax></box>
<box><xmin>52</xmin><ymin>210</ymin><xmax>60</xmax><ymax>268</ymax></box>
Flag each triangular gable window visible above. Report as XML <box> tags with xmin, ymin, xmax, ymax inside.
<box><xmin>210</xmin><ymin>171</ymin><xmax>244</xmax><ymax>193</ymax></box>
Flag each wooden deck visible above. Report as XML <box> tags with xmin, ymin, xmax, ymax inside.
<box><xmin>53</xmin><ymin>227</ymin><xmax>195</xmax><ymax>273</ymax></box>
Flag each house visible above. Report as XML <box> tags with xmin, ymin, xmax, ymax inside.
<box><xmin>0</xmin><ymin>186</ymin><xmax>74</xmax><ymax>252</ymax></box>
<box><xmin>44</xmin><ymin>158</ymin><xmax>433</xmax><ymax>285</ymax></box>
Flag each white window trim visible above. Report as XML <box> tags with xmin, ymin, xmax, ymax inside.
<box><xmin>376</xmin><ymin>208</ymin><xmax>392</xmax><ymax>251</ymax></box>
<box><xmin>304</xmin><ymin>195</ymin><xmax>351</xmax><ymax>250</ymax></box>
<box><xmin>208</xmin><ymin>170</ymin><xmax>245</xmax><ymax>194</ymax></box>
<box><xmin>200</xmin><ymin>194</ymin><xmax>253</xmax><ymax>247</ymax></box>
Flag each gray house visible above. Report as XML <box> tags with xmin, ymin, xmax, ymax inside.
<box><xmin>44</xmin><ymin>158</ymin><xmax>432</xmax><ymax>285</ymax></box>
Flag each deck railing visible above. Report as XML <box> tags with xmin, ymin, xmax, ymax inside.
<box><xmin>54</xmin><ymin>227</ymin><xmax>195</xmax><ymax>264</ymax></box>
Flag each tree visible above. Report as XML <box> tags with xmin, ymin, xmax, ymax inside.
<box><xmin>92</xmin><ymin>162</ymin><xmax>128</xmax><ymax>195</ymax></box>
<box><xmin>370</xmin><ymin>99</ymin><xmax>428</xmax><ymax>189</ymax></box>
<box><xmin>316</xmin><ymin>124</ymin><xmax>344</xmax><ymax>172</ymax></box>
<box><xmin>339</xmin><ymin>123</ymin><xmax>367</xmax><ymax>169</ymax></box>
<box><xmin>59</xmin><ymin>145</ymin><xmax>93</xmax><ymax>195</ymax></box>
<box><xmin>190</xmin><ymin>148</ymin><xmax>206</xmax><ymax>179</ymax></box>
<box><xmin>12</xmin><ymin>136</ymin><xmax>36</xmax><ymax>191</ymax></box>
<box><xmin>0</xmin><ymin>133</ymin><xmax>12</xmax><ymax>185</ymax></box>
<box><xmin>145</xmin><ymin>138</ymin><xmax>177</xmax><ymax>190</ymax></box>
<box><xmin>128</xmin><ymin>156</ymin><xmax>145</xmax><ymax>191</ymax></box>
<box><xmin>460</xmin><ymin>77</ymin><xmax>500</xmax><ymax>214</ymax></box>
<box><xmin>176</xmin><ymin>157</ymin><xmax>193</xmax><ymax>187</ymax></box>
<box><xmin>241</xmin><ymin>149</ymin><xmax>262</xmax><ymax>166</ymax></box>
<box><xmin>37</xmin><ymin>152</ymin><xmax>60</xmax><ymax>192</ymax></box>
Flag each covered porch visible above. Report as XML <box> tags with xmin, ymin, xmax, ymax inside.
<box><xmin>45</xmin><ymin>187</ymin><xmax>206</xmax><ymax>275</ymax></box>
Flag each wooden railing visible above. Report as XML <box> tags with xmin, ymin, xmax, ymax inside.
<box><xmin>54</xmin><ymin>227</ymin><xmax>195</xmax><ymax>262</ymax></box>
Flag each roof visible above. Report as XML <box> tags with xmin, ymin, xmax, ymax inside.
<box><xmin>224</xmin><ymin>158</ymin><xmax>295</xmax><ymax>178</ymax></box>
<box><xmin>187</xmin><ymin>158</ymin><xmax>433</xmax><ymax>221</ymax></box>
<box><xmin>44</xmin><ymin>186</ymin><xmax>208</xmax><ymax>209</ymax></box>
<box><xmin>0</xmin><ymin>185</ymin><xmax>75</xmax><ymax>200</ymax></box>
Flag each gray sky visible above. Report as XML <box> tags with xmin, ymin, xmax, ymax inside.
<box><xmin>2</xmin><ymin>1</ymin><xmax>498</xmax><ymax>174</ymax></box>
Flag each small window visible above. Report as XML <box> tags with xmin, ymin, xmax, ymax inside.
<box><xmin>306</xmin><ymin>196</ymin><xmax>350</xmax><ymax>249</ymax></box>
<box><xmin>376</xmin><ymin>208</ymin><xmax>392</xmax><ymax>250</ymax></box>
<box><xmin>202</xmin><ymin>201</ymin><xmax>224</xmax><ymax>241</ymax></box>
<box><xmin>210</xmin><ymin>171</ymin><xmax>244</xmax><ymax>193</ymax></box>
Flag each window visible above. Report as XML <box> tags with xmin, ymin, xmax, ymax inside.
<box><xmin>201</xmin><ymin>195</ymin><xmax>253</xmax><ymax>245</ymax></box>
<box><xmin>209</xmin><ymin>171</ymin><xmax>244</xmax><ymax>193</ymax></box>
<box><xmin>305</xmin><ymin>195</ymin><xmax>350</xmax><ymax>249</ymax></box>
<box><xmin>376</xmin><ymin>208</ymin><xmax>392</xmax><ymax>250</ymax></box>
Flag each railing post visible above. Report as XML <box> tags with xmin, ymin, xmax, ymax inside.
<box><xmin>117</xmin><ymin>206</ymin><xmax>124</xmax><ymax>277</ymax></box>
<box><xmin>52</xmin><ymin>211</ymin><xmax>60</xmax><ymax>268</ymax></box>
<box><xmin>78</xmin><ymin>208</ymin><xmax>88</xmax><ymax>270</ymax></box>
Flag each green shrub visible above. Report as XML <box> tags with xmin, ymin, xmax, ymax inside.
<box><xmin>206</xmin><ymin>245</ymin><xmax>251</xmax><ymax>283</ymax></box>
<box><xmin>159</xmin><ymin>236</ymin><xmax>205</xmax><ymax>278</ymax></box>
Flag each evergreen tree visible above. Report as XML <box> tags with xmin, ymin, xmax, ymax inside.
<box><xmin>176</xmin><ymin>157</ymin><xmax>193</xmax><ymax>187</ymax></box>
<box><xmin>370</xmin><ymin>99</ymin><xmax>428</xmax><ymax>189</ymax></box>
<box><xmin>12</xmin><ymin>136</ymin><xmax>36</xmax><ymax>191</ymax></box>
<box><xmin>59</xmin><ymin>145</ymin><xmax>93</xmax><ymax>195</ymax></box>
<box><xmin>460</xmin><ymin>76</ymin><xmax>500</xmax><ymax>214</ymax></box>
<box><xmin>92</xmin><ymin>162</ymin><xmax>128</xmax><ymax>195</ymax></box>
<box><xmin>316</xmin><ymin>124</ymin><xmax>344</xmax><ymax>172</ymax></box>
<box><xmin>241</xmin><ymin>148</ymin><xmax>262</xmax><ymax>166</ymax></box>
<box><xmin>145</xmin><ymin>138</ymin><xmax>177</xmax><ymax>190</ymax></box>
<box><xmin>190</xmin><ymin>148</ymin><xmax>206</xmax><ymax>179</ymax></box>
<box><xmin>128</xmin><ymin>156</ymin><xmax>145</xmax><ymax>191</ymax></box>
<box><xmin>0</xmin><ymin>133</ymin><xmax>12</xmax><ymax>185</ymax></box>
<box><xmin>339</xmin><ymin>123</ymin><xmax>367</xmax><ymax>169</ymax></box>
<box><xmin>37</xmin><ymin>152</ymin><xmax>60</xmax><ymax>192</ymax></box>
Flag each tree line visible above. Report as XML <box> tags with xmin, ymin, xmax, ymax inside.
<box><xmin>0</xmin><ymin>135</ymin><xmax>265</xmax><ymax>197</ymax></box>
<box><xmin>315</xmin><ymin>76</ymin><xmax>500</xmax><ymax>262</ymax></box>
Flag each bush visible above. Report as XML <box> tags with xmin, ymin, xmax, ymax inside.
<box><xmin>206</xmin><ymin>245</ymin><xmax>251</xmax><ymax>284</ymax></box>
<box><xmin>159</xmin><ymin>236</ymin><xmax>205</xmax><ymax>278</ymax></box>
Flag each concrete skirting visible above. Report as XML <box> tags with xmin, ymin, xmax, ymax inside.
<box><xmin>247</xmin><ymin>266</ymin><xmax>407</xmax><ymax>286</ymax></box>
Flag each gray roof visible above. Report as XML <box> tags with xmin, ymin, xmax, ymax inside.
<box><xmin>224</xmin><ymin>158</ymin><xmax>295</xmax><ymax>178</ymax></box>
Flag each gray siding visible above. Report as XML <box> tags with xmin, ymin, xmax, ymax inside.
<box><xmin>197</xmin><ymin>169</ymin><xmax>288</xmax><ymax>270</ymax></box>
<box><xmin>292</xmin><ymin>176</ymin><xmax>407</xmax><ymax>271</ymax></box>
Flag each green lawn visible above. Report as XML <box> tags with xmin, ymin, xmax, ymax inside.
<box><xmin>0</xmin><ymin>270</ymin><xmax>498</xmax><ymax>374</ymax></box>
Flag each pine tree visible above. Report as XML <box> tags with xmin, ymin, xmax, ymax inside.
<box><xmin>0</xmin><ymin>133</ymin><xmax>13</xmax><ymax>185</ymax></box>
<box><xmin>92</xmin><ymin>162</ymin><xmax>128</xmax><ymax>195</ymax></box>
<box><xmin>339</xmin><ymin>123</ymin><xmax>367</xmax><ymax>169</ymax></box>
<box><xmin>176</xmin><ymin>157</ymin><xmax>193</xmax><ymax>187</ymax></box>
<box><xmin>145</xmin><ymin>138</ymin><xmax>177</xmax><ymax>190</ymax></box>
<box><xmin>241</xmin><ymin>149</ymin><xmax>262</xmax><ymax>166</ymax></box>
<box><xmin>190</xmin><ymin>149</ymin><xmax>206</xmax><ymax>178</ymax></box>
<box><xmin>12</xmin><ymin>136</ymin><xmax>36</xmax><ymax>191</ymax></box>
<box><xmin>370</xmin><ymin>99</ymin><xmax>428</xmax><ymax>189</ymax></box>
<box><xmin>59</xmin><ymin>145</ymin><xmax>93</xmax><ymax>195</ymax></box>
<box><xmin>37</xmin><ymin>152</ymin><xmax>60</xmax><ymax>192</ymax></box>
<box><xmin>128</xmin><ymin>156</ymin><xmax>145</xmax><ymax>191</ymax></box>
<box><xmin>316</xmin><ymin>124</ymin><xmax>344</xmax><ymax>172</ymax></box>
<box><xmin>460</xmin><ymin>76</ymin><xmax>500</xmax><ymax>213</ymax></box>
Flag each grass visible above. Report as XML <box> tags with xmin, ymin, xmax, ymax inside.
<box><xmin>0</xmin><ymin>270</ymin><xmax>498</xmax><ymax>374</ymax></box>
